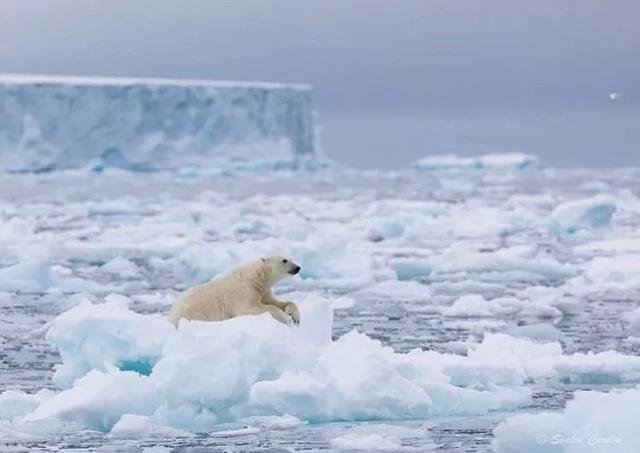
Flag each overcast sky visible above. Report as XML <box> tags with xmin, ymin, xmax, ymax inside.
<box><xmin>1</xmin><ymin>1</ymin><xmax>638</xmax><ymax>167</ymax></box>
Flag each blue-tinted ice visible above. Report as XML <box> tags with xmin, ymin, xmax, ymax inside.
<box><xmin>1</xmin><ymin>163</ymin><xmax>640</xmax><ymax>452</ymax></box>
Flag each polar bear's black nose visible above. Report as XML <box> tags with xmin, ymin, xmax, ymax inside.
<box><xmin>290</xmin><ymin>265</ymin><xmax>301</xmax><ymax>275</ymax></box>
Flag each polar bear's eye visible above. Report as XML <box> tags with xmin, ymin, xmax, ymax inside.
<box><xmin>282</xmin><ymin>259</ymin><xmax>288</xmax><ymax>263</ymax></box>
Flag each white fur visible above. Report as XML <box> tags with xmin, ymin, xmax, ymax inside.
<box><xmin>169</xmin><ymin>256</ymin><xmax>300</xmax><ymax>327</ymax></box>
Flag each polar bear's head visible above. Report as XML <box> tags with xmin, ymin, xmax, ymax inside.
<box><xmin>261</xmin><ymin>256</ymin><xmax>301</xmax><ymax>283</ymax></box>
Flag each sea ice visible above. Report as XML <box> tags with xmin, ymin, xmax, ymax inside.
<box><xmin>330</xmin><ymin>424</ymin><xmax>425</xmax><ymax>452</ymax></box>
<box><xmin>548</xmin><ymin>195</ymin><xmax>616</xmax><ymax>235</ymax></box>
<box><xmin>563</xmin><ymin>254</ymin><xmax>640</xmax><ymax>295</ymax></box>
<box><xmin>412</xmin><ymin>153</ymin><xmax>539</xmax><ymax>172</ymax></box>
<box><xmin>0</xmin><ymin>261</ymin><xmax>52</xmax><ymax>292</ymax></box>
<box><xmin>331</xmin><ymin>433</ymin><xmax>405</xmax><ymax>451</ymax></box>
<box><xmin>45</xmin><ymin>296</ymin><xmax>174</xmax><ymax>388</ymax></box>
<box><xmin>0</xmin><ymin>389</ymin><xmax>55</xmax><ymax>422</ymax></box>
<box><xmin>355</xmin><ymin>280</ymin><xmax>430</xmax><ymax>303</ymax></box>
<box><xmin>468</xmin><ymin>333</ymin><xmax>640</xmax><ymax>384</ymax></box>
<box><xmin>0</xmin><ymin>260</ymin><xmax>113</xmax><ymax>294</ymax></box>
<box><xmin>7</xmin><ymin>296</ymin><xmax>538</xmax><ymax>433</ymax></box>
<box><xmin>493</xmin><ymin>387</ymin><xmax>640</xmax><ymax>453</ymax></box>
<box><xmin>4</xmin><ymin>294</ymin><xmax>640</xmax><ymax>437</ymax></box>
<box><xmin>394</xmin><ymin>244</ymin><xmax>575</xmax><ymax>284</ymax></box>
<box><xmin>365</xmin><ymin>217</ymin><xmax>405</xmax><ymax>242</ymax></box>
<box><xmin>442</xmin><ymin>295</ymin><xmax>505</xmax><ymax>317</ymax></box>
<box><xmin>109</xmin><ymin>414</ymin><xmax>152</xmax><ymax>438</ymax></box>
<box><xmin>101</xmin><ymin>257</ymin><xmax>142</xmax><ymax>279</ymax></box>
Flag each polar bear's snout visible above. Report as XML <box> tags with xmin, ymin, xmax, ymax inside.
<box><xmin>289</xmin><ymin>264</ymin><xmax>301</xmax><ymax>275</ymax></box>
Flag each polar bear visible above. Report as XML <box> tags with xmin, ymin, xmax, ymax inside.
<box><xmin>169</xmin><ymin>256</ymin><xmax>301</xmax><ymax>327</ymax></box>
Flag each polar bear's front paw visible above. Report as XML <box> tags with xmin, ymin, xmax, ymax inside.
<box><xmin>283</xmin><ymin>302</ymin><xmax>300</xmax><ymax>325</ymax></box>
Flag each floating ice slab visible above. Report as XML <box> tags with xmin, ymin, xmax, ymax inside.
<box><xmin>0</xmin><ymin>261</ymin><xmax>52</xmax><ymax>292</ymax></box>
<box><xmin>46</xmin><ymin>296</ymin><xmax>174</xmax><ymax>389</ymax></box>
<box><xmin>331</xmin><ymin>433</ymin><xmax>404</xmax><ymax>451</ymax></box>
<box><xmin>439</xmin><ymin>294</ymin><xmax>552</xmax><ymax>318</ymax></box>
<box><xmin>0</xmin><ymin>260</ymin><xmax>114</xmax><ymax>294</ymax></box>
<box><xmin>563</xmin><ymin>254</ymin><xmax>640</xmax><ymax>295</ymax></box>
<box><xmin>108</xmin><ymin>414</ymin><xmax>152</xmax><ymax>438</ymax></box>
<box><xmin>0</xmin><ymin>389</ymin><xmax>55</xmax><ymax>422</ymax></box>
<box><xmin>355</xmin><ymin>280</ymin><xmax>431</xmax><ymax>303</ymax></box>
<box><xmin>493</xmin><ymin>387</ymin><xmax>640</xmax><ymax>453</ymax></box>
<box><xmin>330</xmin><ymin>424</ymin><xmax>428</xmax><ymax>452</ymax></box>
<box><xmin>468</xmin><ymin>333</ymin><xmax>640</xmax><ymax>384</ymax></box>
<box><xmin>10</xmin><ymin>295</ymin><xmax>640</xmax><ymax>435</ymax></box>
<box><xmin>8</xmin><ymin>296</ymin><xmax>539</xmax><ymax>433</ymax></box>
<box><xmin>394</xmin><ymin>245</ymin><xmax>575</xmax><ymax>284</ymax></box>
<box><xmin>548</xmin><ymin>195</ymin><xmax>616</xmax><ymax>235</ymax></box>
<box><xmin>0</xmin><ymin>74</ymin><xmax>315</xmax><ymax>172</ymax></box>
<box><xmin>412</xmin><ymin>153</ymin><xmax>539</xmax><ymax>172</ymax></box>
<box><xmin>364</xmin><ymin>217</ymin><xmax>405</xmax><ymax>242</ymax></box>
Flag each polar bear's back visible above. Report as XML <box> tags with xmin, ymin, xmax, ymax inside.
<box><xmin>169</xmin><ymin>277</ymin><xmax>233</xmax><ymax>326</ymax></box>
<box><xmin>168</xmin><ymin>264</ymin><xmax>263</xmax><ymax>327</ymax></box>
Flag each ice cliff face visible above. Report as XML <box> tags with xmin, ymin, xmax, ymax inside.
<box><xmin>0</xmin><ymin>74</ymin><xmax>315</xmax><ymax>172</ymax></box>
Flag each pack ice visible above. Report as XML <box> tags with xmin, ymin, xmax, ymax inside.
<box><xmin>412</xmin><ymin>153</ymin><xmax>539</xmax><ymax>172</ymax></box>
<box><xmin>0</xmin><ymin>74</ymin><xmax>315</xmax><ymax>172</ymax></box>
<box><xmin>3</xmin><ymin>293</ymin><xmax>640</xmax><ymax>436</ymax></box>
<box><xmin>493</xmin><ymin>387</ymin><xmax>640</xmax><ymax>453</ymax></box>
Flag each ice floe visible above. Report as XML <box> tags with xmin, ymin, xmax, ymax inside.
<box><xmin>0</xmin><ymin>260</ymin><xmax>114</xmax><ymax>294</ymax></box>
<box><xmin>4</xmin><ymin>295</ymin><xmax>640</xmax><ymax>435</ymax></box>
<box><xmin>392</xmin><ymin>244</ymin><xmax>575</xmax><ymax>284</ymax></box>
<box><xmin>563</xmin><ymin>254</ymin><xmax>640</xmax><ymax>296</ymax></box>
<box><xmin>0</xmin><ymin>296</ymin><xmax>528</xmax><ymax>433</ymax></box>
<box><xmin>493</xmin><ymin>387</ymin><xmax>640</xmax><ymax>453</ymax></box>
<box><xmin>548</xmin><ymin>195</ymin><xmax>617</xmax><ymax>236</ymax></box>
<box><xmin>412</xmin><ymin>153</ymin><xmax>539</xmax><ymax>172</ymax></box>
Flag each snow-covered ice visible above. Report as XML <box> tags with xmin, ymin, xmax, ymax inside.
<box><xmin>412</xmin><ymin>152</ymin><xmax>539</xmax><ymax>172</ymax></box>
<box><xmin>1</xmin><ymin>154</ymin><xmax>640</xmax><ymax>450</ymax></box>
<box><xmin>493</xmin><ymin>387</ymin><xmax>640</xmax><ymax>453</ymax></box>
<box><xmin>5</xmin><ymin>294</ymin><xmax>640</xmax><ymax>436</ymax></box>
<box><xmin>548</xmin><ymin>195</ymin><xmax>617</xmax><ymax>236</ymax></box>
<box><xmin>8</xmin><ymin>297</ymin><xmax>533</xmax><ymax>432</ymax></box>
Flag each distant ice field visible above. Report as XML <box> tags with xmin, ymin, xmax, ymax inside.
<box><xmin>1</xmin><ymin>161</ymin><xmax>640</xmax><ymax>452</ymax></box>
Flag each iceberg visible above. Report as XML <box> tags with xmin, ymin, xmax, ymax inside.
<box><xmin>0</xmin><ymin>74</ymin><xmax>315</xmax><ymax>172</ymax></box>
<box><xmin>412</xmin><ymin>153</ymin><xmax>539</xmax><ymax>172</ymax></box>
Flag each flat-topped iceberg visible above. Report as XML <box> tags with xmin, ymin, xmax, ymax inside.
<box><xmin>412</xmin><ymin>153</ymin><xmax>539</xmax><ymax>172</ymax></box>
<box><xmin>0</xmin><ymin>74</ymin><xmax>315</xmax><ymax>172</ymax></box>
